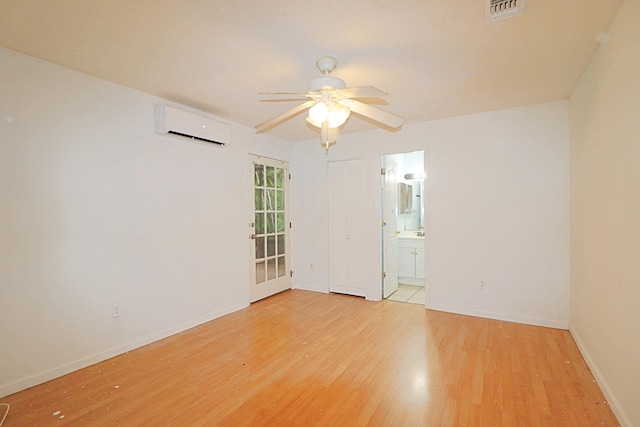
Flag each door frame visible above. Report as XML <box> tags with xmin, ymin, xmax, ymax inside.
<box><xmin>378</xmin><ymin>150</ymin><xmax>429</xmax><ymax>307</ymax></box>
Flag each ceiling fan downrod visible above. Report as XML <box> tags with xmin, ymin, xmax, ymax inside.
<box><xmin>308</xmin><ymin>56</ymin><xmax>346</xmax><ymax>92</ymax></box>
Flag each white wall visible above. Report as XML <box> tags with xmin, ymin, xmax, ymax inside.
<box><xmin>569</xmin><ymin>0</ymin><xmax>640</xmax><ymax>425</ymax></box>
<box><xmin>0</xmin><ymin>47</ymin><xmax>294</xmax><ymax>396</ymax></box>
<box><xmin>293</xmin><ymin>100</ymin><xmax>570</xmax><ymax>328</ymax></box>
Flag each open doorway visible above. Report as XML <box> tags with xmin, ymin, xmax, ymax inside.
<box><xmin>381</xmin><ymin>151</ymin><xmax>425</xmax><ymax>305</ymax></box>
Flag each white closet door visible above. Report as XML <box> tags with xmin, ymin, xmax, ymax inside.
<box><xmin>329</xmin><ymin>158</ymin><xmax>366</xmax><ymax>297</ymax></box>
<box><xmin>345</xmin><ymin>158</ymin><xmax>366</xmax><ymax>296</ymax></box>
<box><xmin>329</xmin><ymin>161</ymin><xmax>348</xmax><ymax>294</ymax></box>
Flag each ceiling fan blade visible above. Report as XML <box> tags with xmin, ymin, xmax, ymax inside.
<box><xmin>260</xmin><ymin>98</ymin><xmax>310</xmax><ymax>103</ymax></box>
<box><xmin>348</xmin><ymin>99</ymin><xmax>404</xmax><ymax>129</ymax></box>
<box><xmin>337</xmin><ymin>86</ymin><xmax>389</xmax><ymax>100</ymax></box>
<box><xmin>255</xmin><ymin>99</ymin><xmax>318</xmax><ymax>133</ymax></box>
<box><xmin>259</xmin><ymin>92</ymin><xmax>321</xmax><ymax>98</ymax></box>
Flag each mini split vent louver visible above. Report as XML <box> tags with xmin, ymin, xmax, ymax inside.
<box><xmin>155</xmin><ymin>105</ymin><xmax>230</xmax><ymax>147</ymax></box>
<box><xmin>486</xmin><ymin>0</ymin><xmax>525</xmax><ymax>22</ymax></box>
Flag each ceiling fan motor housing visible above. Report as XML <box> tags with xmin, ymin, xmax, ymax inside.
<box><xmin>309</xmin><ymin>76</ymin><xmax>346</xmax><ymax>92</ymax></box>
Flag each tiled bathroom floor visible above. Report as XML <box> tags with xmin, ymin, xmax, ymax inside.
<box><xmin>386</xmin><ymin>284</ymin><xmax>425</xmax><ymax>305</ymax></box>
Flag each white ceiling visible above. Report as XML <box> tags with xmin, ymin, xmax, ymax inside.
<box><xmin>0</xmin><ymin>0</ymin><xmax>623</xmax><ymax>141</ymax></box>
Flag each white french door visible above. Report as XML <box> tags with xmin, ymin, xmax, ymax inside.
<box><xmin>249</xmin><ymin>155</ymin><xmax>291</xmax><ymax>302</ymax></box>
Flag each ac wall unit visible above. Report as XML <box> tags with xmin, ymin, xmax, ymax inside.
<box><xmin>155</xmin><ymin>105</ymin><xmax>230</xmax><ymax>147</ymax></box>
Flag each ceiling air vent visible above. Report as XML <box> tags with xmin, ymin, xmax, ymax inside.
<box><xmin>486</xmin><ymin>0</ymin><xmax>525</xmax><ymax>22</ymax></box>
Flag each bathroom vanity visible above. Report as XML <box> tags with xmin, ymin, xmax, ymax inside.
<box><xmin>397</xmin><ymin>234</ymin><xmax>425</xmax><ymax>286</ymax></box>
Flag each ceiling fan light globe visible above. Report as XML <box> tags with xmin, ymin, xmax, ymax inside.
<box><xmin>308</xmin><ymin>102</ymin><xmax>329</xmax><ymax>123</ymax></box>
<box><xmin>328</xmin><ymin>102</ymin><xmax>350</xmax><ymax>128</ymax></box>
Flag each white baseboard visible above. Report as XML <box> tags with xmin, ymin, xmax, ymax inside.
<box><xmin>569</xmin><ymin>325</ymin><xmax>631</xmax><ymax>427</ymax></box>
<box><xmin>0</xmin><ymin>301</ymin><xmax>248</xmax><ymax>398</ymax></box>
<box><xmin>293</xmin><ymin>283</ymin><xmax>329</xmax><ymax>294</ymax></box>
<box><xmin>428</xmin><ymin>303</ymin><xmax>569</xmax><ymax>330</ymax></box>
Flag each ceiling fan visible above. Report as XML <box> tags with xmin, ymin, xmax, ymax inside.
<box><xmin>255</xmin><ymin>56</ymin><xmax>404</xmax><ymax>151</ymax></box>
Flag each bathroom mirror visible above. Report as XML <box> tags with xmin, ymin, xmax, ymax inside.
<box><xmin>398</xmin><ymin>183</ymin><xmax>412</xmax><ymax>214</ymax></box>
<box><xmin>398</xmin><ymin>180</ymin><xmax>422</xmax><ymax>231</ymax></box>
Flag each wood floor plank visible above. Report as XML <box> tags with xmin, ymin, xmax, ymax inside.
<box><xmin>1</xmin><ymin>290</ymin><xmax>619</xmax><ymax>426</ymax></box>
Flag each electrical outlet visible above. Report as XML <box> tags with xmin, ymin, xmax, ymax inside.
<box><xmin>112</xmin><ymin>304</ymin><xmax>121</xmax><ymax>318</ymax></box>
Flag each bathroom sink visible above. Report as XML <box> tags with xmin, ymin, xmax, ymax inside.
<box><xmin>398</xmin><ymin>232</ymin><xmax>424</xmax><ymax>239</ymax></box>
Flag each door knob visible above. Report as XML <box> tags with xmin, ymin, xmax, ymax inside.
<box><xmin>250</xmin><ymin>234</ymin><xmax>256</xmax><ymax>240</ymax></box>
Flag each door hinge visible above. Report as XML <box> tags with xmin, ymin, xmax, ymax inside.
<box><xmin>381</xmin><ymin>168</ymin><xmax>386</xmax><ymax>175</ymax></box>
<box><xmin>289</xmin><ymin>173</ymin><xmax>292</xmax><ymax>180</ymax></box>
<box><xmin>381</xmin><ymin>271</ymin><xmax>386</xmax><ymax>279</ymax></box>
<box><xmin>290</xmin><ymin>270</ymin><xmax>294</xmax><ymax>277</ymax></box>
<box><xmin>289</xmin><ymin>222</ymin><xmax>292</xmax><ymax>229</ymax></box>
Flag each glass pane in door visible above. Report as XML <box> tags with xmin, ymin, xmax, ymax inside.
<box><xmin>254</xmin><ymin>189</ymin><xmax>264</xmax><ymax>210</ymax></box>
<box><xmin>255</xmin><ymin>213</ymin><xmax>264</xmax><ymax>234</ymax></box>
<box><xmin>266</xmin><ymin>166</ymin><xmax>275</xmax><ymax>187</ymax></box>
<box><xmin>266</xmin><ymin>236</ymin><xmax>276</xmax><ymax>257</ymax></box>
<box><xmin>267</xmin><ymin>258</ymin><xmax>276</xmax><ymax>280</ymax></box>
<box><xmin>256</xmin><ymin>261</ymin><xmax>266</xmax><ymax>284</ymax></box>
<box><xmin>266</xmin><ymin>213</ymin><xmax>275</xmax><ymax>234</ymax></box>
<box><xmin>276</xmin><ymin>168</ymin><xmax>284</xmax><ymax>188</ymax></box>
<box><xmin>255</xmin><ymin>236</ymin><xmax>265</xmax><ymax>259</ymax></box>
<box><xmin>254</xmin><ymin>164</ymin><xmax>264</xmax><ymax>186</ymax></box>
<box><xmin>277</xmin><ymin>256</ymin><xmax>286</xmax><ymax>277</ymax></box>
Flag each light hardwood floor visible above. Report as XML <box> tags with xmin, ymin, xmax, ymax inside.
<box><xmin>2</xmin><ymin>290</ymin><xmax>619</xmax><ymax>426</ymax></box>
